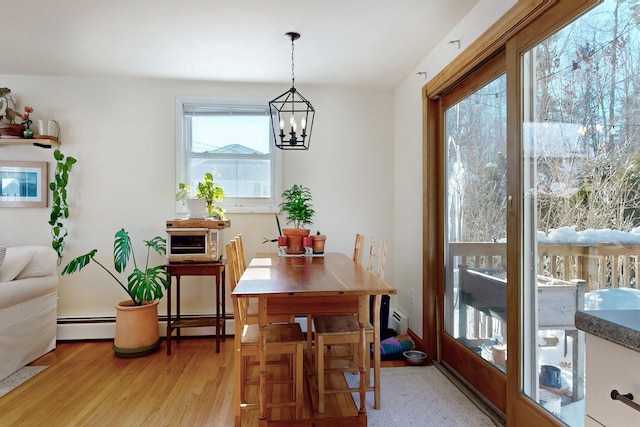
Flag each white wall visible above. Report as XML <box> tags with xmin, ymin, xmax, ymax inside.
<box><xmin>392</xmin><ymin>0</ymin><xmax>516</xmax><ymax>337</ymax></box>
<box><xmin>0</xmin><ymin>75</ymin><xmax>394</xmax><ymax>321</ymax></box>
<box><xmin>1</xmin><ymin>0</ymin><xmax>518</xmax><ymax>340</ymax></box>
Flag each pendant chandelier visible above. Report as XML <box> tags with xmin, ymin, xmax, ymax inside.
<box><xmin>269</xmin><ymin>32</ymin><xmax>315</xmax><ymax>150</ymax></box>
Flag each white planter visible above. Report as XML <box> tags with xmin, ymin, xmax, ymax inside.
<box><xmin>185</xmin><ymin>198</ymin><xmax>206</xmax><ymax>218</ymax></box>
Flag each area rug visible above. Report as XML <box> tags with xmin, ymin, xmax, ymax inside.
<box><xmin>345</xmin><ymin>366</ymin><xmax>496</xmax><ymax>426</ymax></box>
<box><xmin>0</xmin><ymin>366</ymin><xmax>47</xmax><ymax>398</ymax></box>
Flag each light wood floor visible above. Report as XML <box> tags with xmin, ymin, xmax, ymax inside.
<box><xmin>0</xmin><ymin>337</ymin><xmax>409</xmax><ymax>427</ymax></box>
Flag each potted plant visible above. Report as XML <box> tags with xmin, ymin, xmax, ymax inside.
<box><xmin>61</xmin><ymin>229</ymin><xmax>169</xmax><ymax>357</ymax></box>
<box><xmin>176</xmin><ymin>172</ymin><xmax>225</xmax><ymax>219</ymax></box>
<box><xmin>279</xmin><ymin>184</ymin><xmax>315</xmax><ymax>254</ymax></box>
<box><xmin>312</xmin><ymin>231</ymin><xmax>327</xmax><ymax>254</ymax></box>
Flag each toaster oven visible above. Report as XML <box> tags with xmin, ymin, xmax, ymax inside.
<box><xmin>166</xmin><ymin>218</ymin><xmax>230</xmax><ymax>263</ymax></box>
<box><xmin>166</xmin><ymin>227</ymin><xmax>220</xmax><ymax>262</ymax></box>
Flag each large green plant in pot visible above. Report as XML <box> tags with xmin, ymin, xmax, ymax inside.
<box><xmin>279</xmin><ymin>184</ymin><xmax>315</xmax><ymax>254</ymax></box>
<box><xmin>62</xmin><ymin>229</ymin><xmax>169</xmax><ymax>357</ymax></box>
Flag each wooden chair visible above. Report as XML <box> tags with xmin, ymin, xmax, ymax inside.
<box><xmin>312</xmin><ymin>237</ymin><xmax>388</xmax><ymax>413</ymax></box>
<box><xmin>229</xmin><ymin>240</ymin><xmax>243</xmax><ymax>288</ymax></box>
<box><xmin>226</xmin><ymin>241</ymin><xmax>291</xmax><ymax>325</ymax></box>
<box><xmin>367</xmin><ymin>237</ymin><xmax>387</xmax><ymax>279</ymax></box>
<box><xmin>234</xmin><ymin>234</ymin><xmax>247</xmax><ymax>273</ymax></box>
<box><xmin>353</xmin><ymin>233</ymin><xmax>365</xmax><ymax>265</ymax></box>
<box><xmin>306</xmin><ymin>233</ymin><xmax>366</xmax><ymax>369</ymax></box>
<box><xmin>232</xmin><ymin>281</ymin><xmax>305</xmax><ymax>424</ymax></box>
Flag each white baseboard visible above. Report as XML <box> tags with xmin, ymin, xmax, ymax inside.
<box><xmin>56</xmin><ymin>315</ymin><xmax>310</xmax><ymax>341</ymax></box>
<box><xmin>56</xmin><ymin>316</ymin><xmax>235</xmax><ymax>341</ymax></box>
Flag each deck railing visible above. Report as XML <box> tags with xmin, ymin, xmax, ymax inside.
<box><xmin>449</xmin><ymin>242</ymin><xmax>640</xmax><ymax>291</ymax></box>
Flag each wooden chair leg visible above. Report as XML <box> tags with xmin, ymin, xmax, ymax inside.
<box><xmin>241</xmin><ymin>355</ymin><xmax>248</xmax><ymax>402</ymax></box>
<box><xmin>306</xmin><ymin>315</ymin><xmax>314</xmax><ymax>373</ymax></box>
<box><xmin>316</xmin><ymin>334</ymin><xmax>326</xmax><ymax>414</ymax></box>
<box><xmin>295</xmin><ymin>343</ymin><xmax>304</xmax><ymax>419</ymax></box>
<box><xmin>364</xmin><ymin>347</ymin><xmax>371</xmax><ymax>388</ymax></box>
<box><xmin>234</xmin><ymin>352</ymin><xmax>243</xmax><ymax>427</ymax></box>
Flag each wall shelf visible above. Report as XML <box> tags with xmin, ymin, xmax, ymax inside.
<box><xmin>0</xmin><ymin>138</ymin><xmax>60</xmax><ymax>149</ymax></box>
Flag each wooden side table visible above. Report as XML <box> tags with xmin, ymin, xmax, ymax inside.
<box><xmin>163</xmin><ymin>261</ymin><xmax>226</xmax><ymax>355</ymax></box>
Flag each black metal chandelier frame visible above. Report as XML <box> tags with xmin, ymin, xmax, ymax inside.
<box><xmin>269</xmin><ymin>32</ymin><xmax>315</xmax><ymax>150</ymax></box>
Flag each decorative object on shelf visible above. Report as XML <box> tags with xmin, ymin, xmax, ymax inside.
<box><xmin>0</xmin><ymin>123</ymin><xmax>24</xmax><ymax>138</ymax></box>
<box><xmin>37</xmin><ymin>119</ymin><xmax>60</xmax><ymax>141</ymax></box>
<box><xmin>21</xmin><ymin>106</ymin><xmax>33</xmax><ymax>138</ymax></box>
<box><xmin>269</xmin><ymin>32</ymin><xmax>315</xmax><ymax>150</ymax></box>
<box><xmin>176</xmin><ymin>172</ymin><xmax>225</xmax><ymax>219</ymax></box>
<box><xmin>279</xmin><ymin>184</ymin><xmax>315</xmax><ymax>254</ymax></box>
<box><xmin>49</xmin><ymin>149</ymin><xmax>77</xmax><ymax>263</ymax></box>
<box><xmin>0</xmin><ymin>161</ymin><xmax>48</xmax><ymax>208</ymax></box>
<box><xmin>0</xmin><ymin>88</ymin><xmax>25</xmax><ymax>138</ymax></box>
<box><xmin>61</xmin><ymin>229</ymin><xmax>169</xmax><ymax>357</ymax></box>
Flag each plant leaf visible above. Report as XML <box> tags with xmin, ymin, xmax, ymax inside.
<box><xmin>61</xmin><ymin>250</ymin><xmax>97</xmax><ymax>275</ymax></box>
<box><xmin>113</xmin><ymin>229</ymin><xmax>132</xmax><ymax>273</ymax></box>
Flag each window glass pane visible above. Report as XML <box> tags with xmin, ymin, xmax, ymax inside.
<box><xmin>522</xmin><ymin>1</ymin><xmax>640</xmax><ymax>424</ymax></box>
<box><xmin>191</xmin><ymin>115</ymin><xmax>270</xmax><ymax>155</ymax></box>
<box><xmin>188</xmin><ymin>158</ymin><xmax>271</xmax><ymax>198</ymax></box>
<box><xmin>444</xmin><ymin>73</ymin><xmax>507</xmax><ymax>372</ymax></box>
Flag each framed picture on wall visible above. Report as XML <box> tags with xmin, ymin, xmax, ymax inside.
<box><xmin>0</xmin><ymin>161</ymin><xmax>48</xmax><ymax>208</ymax></box>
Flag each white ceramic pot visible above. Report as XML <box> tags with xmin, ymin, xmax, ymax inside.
<box><xmin>185</xmin><ymin>198</ymin><xmax>206</xmax><ymax>218</ymax></box>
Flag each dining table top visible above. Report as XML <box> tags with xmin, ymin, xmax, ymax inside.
<box><xmin>232</xmin><ymin>252</ymin><xmax>397</xmax><ymax>297</ymax></box>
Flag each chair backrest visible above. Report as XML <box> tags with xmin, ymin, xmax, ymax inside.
<box><xmin>353</xmin><ymin>233</ymin><xmax>365</xmax><ymax>265</ymax></box>
<box><xmin>227</xmin><ymin>241</ymin><xmax>248</xmax><ymax>325</ymax></box>
<box><xmin>226</xmin><ymin>242</ymin><xmax>238</xmax><ymax>291</ymax></box>
<box><xmin>235</xmin><ymin>234</ymin><xmax>247</xmax><ymax>273</ymax></box>
<box><xmin>367</xmin><ymin>238</ymin><xmax>387</xmax><ymax>280</ymax></box>
<box><xmin>229</xmin><ymin>239</ymin><xmax>243</xmax><ymax>285</ymax></box>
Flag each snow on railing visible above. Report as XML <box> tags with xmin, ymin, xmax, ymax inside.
<box><xmin>449</xmin><ymin>241</ymin><xmax>640</xmax><ymax>291</ymax></box>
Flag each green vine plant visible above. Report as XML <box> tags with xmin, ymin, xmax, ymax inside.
<box><xmin>49</xmin><ymin>149</ymin><xmax>77</xmax><ymax>264</ymax></box>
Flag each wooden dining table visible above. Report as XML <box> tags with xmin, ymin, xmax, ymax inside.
<box><xmin>232</xmin><ymin>252</ymin><xmax>397</xmax><ymax>426</ymax></box>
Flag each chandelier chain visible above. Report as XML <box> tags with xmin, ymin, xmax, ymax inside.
<box><xmin>291</xmin><ymin>37</ymin><xmax>295</xmax><ymax>87</ymax></box>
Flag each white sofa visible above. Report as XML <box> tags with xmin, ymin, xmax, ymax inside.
<box><xmin>0</xmin><ymin>245</ymin><xmax>58</xmax><ymax>380</ymax></box>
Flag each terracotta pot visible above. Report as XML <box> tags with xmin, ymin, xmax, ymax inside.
<box><xmin>0</xmin><ymin>123</ymin><xmax>25</xmax><ymax>137</ymax></box>
<box><xmin>311</xmin><ymin>234</ymin><xmax>327</xmax><ymax>254</ymax></box>
<box><xmin>282</xmin><ymin>228</ymin><xmax>310</xmax><ymax>254</ymax></box>
<box><xmin>113</xmin><ymin>300</ymin><xmax>161</xmax><ymax>357</ymax></box>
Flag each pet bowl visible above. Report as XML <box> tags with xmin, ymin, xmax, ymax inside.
<box><xmin>403</xmin><ymin>350</ymin><xmax>427</xmax><ymax>365</ymax></box>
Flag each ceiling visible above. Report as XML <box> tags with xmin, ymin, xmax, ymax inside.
<box><xmin>2</xmin><ymin>0</ymin><xmax>479</xmax><ymax>89</ymax></box>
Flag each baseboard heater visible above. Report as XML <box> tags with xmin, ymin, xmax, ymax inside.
<box><xmin>389</xmin><ymin>306</ymin><xmax>408</xmax><ymax>335</ymax></box>
<box><xmin>56</xmin><ymin>314</ymin><xmax>234</xmax><ymax>341</ymax></box>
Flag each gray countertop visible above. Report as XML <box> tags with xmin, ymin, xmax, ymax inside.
<box><xmin>575</xmin><ymin>310</ymin><xmax>640</xmax><ymax>352</ymax></box>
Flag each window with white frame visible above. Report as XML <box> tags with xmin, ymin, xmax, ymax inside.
<box><xmin>176</xmin><ymin>97</ymin><xmax>282</xmax><ymax>214</ymax></box>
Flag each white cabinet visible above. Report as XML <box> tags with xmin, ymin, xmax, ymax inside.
<box><xmin>585</xmin><ymin>334</ymin><xmax>640</xmax><ymax>426</ymax></box>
